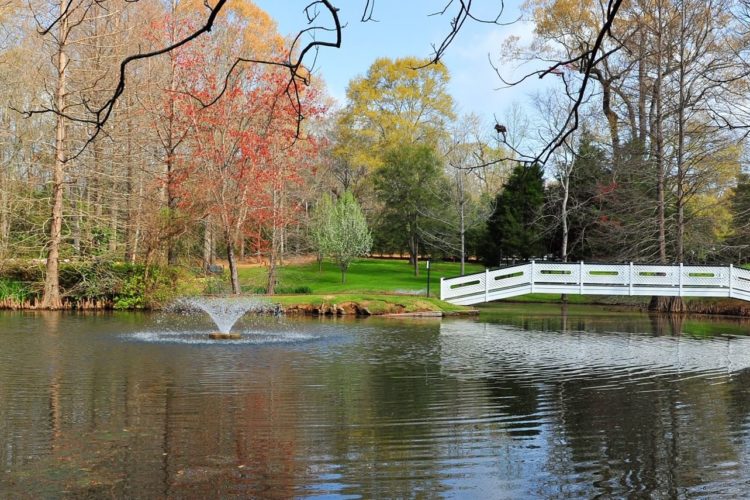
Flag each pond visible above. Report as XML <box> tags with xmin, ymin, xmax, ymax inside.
<box><xmin>2</xmin><ymin>304</ymin><xmax>750</xmax><ymax>497</ymax></box>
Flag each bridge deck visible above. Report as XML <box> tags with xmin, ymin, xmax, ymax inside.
<box><xmin>440</xmin><ymin>262</ymin><xmax>750</xmax><ymax>305</ymax></box>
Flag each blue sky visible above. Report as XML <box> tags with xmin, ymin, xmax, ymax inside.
<box><xmin>253</xmin><ymin>1</ymin><xmax>551</xmax><ymax>123</ymax></box>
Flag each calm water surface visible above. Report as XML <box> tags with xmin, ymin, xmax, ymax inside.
<box><xmin>2</xmin><ymin>305</ymin><xmax>750</xmax><ymax>498</ymax></box>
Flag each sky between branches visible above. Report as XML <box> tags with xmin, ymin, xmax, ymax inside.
<box><xmin>253</xmin><ymin>0</ymin><xmax>553</xmax><ymax>122</ymax></box>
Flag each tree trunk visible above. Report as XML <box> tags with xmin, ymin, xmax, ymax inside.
<box><xmin>670</xmin><ymin>2</ymin><xmax>689</xmax><ymax>314</ymax></box>
<box><xmin>72</xmin><ymin>198</ymin><xmax>81</xmax><ymax>256</ymax></box>
<box><xmin>649</xmin><ymin>1</ymin><xmax>670</xmax><ymax>313</ymax></box>
<box><xmin>202</xmin><ymin>218</ymin><xmax>213</xmax><ymax>272</ymax></box>
<box><xmin>649</xmin><ymin>295</ymin><xmax>672</xmax><ymax>312</ymax></box>
<box><xmin>124</xmin><ymin>109</ymin><xmax>135</xmax><ymax>263</ymax></box>
<box><xmin>560</xmin><ymin>173</ymin><xmax>570</xmax><ymax>262</ymax></box>
<box><xmin>459</xmin><ymin>171</ymin><xmax>466</xmax><ymax>275</ymax></box>
<box><xmin>266</xmin><ymin>251</ymin><xmax>276</xmax><ymax>295</ymax></box>
<box><xmin>649</xmin><ymin>296</ymin><xmax>687</xmax><ymax>314</ymax></box>
<box><xmin>0</xmin><ymin>166</ymin><xmax>7</xmax><ymax>256</ymax></box>
<box><xmin>92</xmin><ymin>142</ymin><xmax>103</xmax><ymax>223</ymax></box>
<box><xmin>41</xmin><ymin>5</ymin><xmax>68</xmax><ymax>310</ymax></box>
<box><xmin>130</xmin><ymin>170</ymin><xmax>143</xmax><ymax>264</ymax></box>
<box><xmin>675</xmin><ymin>0</ymin><xmax>687</xmax><ymax>265</ymax></box>
<box><xmin>655</xmin><ymin>83</ymin><xmax>666</xmax><ymax>263</ymax></box>
<box><xmin>559</xmin><ymin>160</ymin><xmax>572</xmax><ymax>304</ymax></box>
<box><xmin>109</xmin><ymin>201</ymin><xmax>118</xmax><ymax>254</ymax></box>
<box><xmin>596</xmin><ymin>73</ymin><xmax>620</xmax><ymax>167</ymax></box>
<box><xmin>166</xmin><ymin>4</ymin><xmax>179</xmax><ymax>267</ymax></box>
<box><xmin>637</xmin><ymin>32</ymin><xmax>647</xmax><ymax>149</ymax></box>
<box><xmin>166</xmin><ymin>147</ymin><xmax>178</xmax><ymax>266</ymax></box>
<box><xmin>409</xmin><ymin>220</ymin><xmax>419</xmax><ymax>277</ymax></box>
<box><xmin>267</xmin><ymin>190</ymin><xmax>279</xmax><ymax>295</ymax></box>
<box><xmin>226</xmin><ymin>237</ymin><xmax>240</xmax><ymax>295</ymax></box>
<box><xmin>413</xmin><ymin>239</ymin><xmax>419</xmax><ymax>277</ymax></box>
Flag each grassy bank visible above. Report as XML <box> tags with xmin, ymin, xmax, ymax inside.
<box><xmin>238</xmin><ymin>258</ymin><xmax>484</xmax><ymax>295</ymax></box>
<box><xmin>236</xmin><ymin>258</ymin><xmax>482</xmax><ymax>315</ymax></box>
<box><xmin>0</xmin><ymin>258</ymin><xmax>479</xmax><ymax>314</ymax></box>
<box><xmin>8</xmin><ymin>256</ymin><xmax>747</xmax><ymax>317</ymax></box>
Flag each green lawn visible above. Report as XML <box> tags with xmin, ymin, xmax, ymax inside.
<box><xmin>238</xmin><ymin>258</ymin><xmax>484</xmax><ymax>296</ymax></box>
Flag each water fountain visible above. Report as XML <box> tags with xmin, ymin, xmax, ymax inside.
<box><xmin>126</xmin><ymin>297</ymin><xmax>318</xmax><ymax>345</ymax></box>
<box><xmin>174</xmin><ymin>296</ymin><xmax>278</xmax><ymax>340</ymax></box>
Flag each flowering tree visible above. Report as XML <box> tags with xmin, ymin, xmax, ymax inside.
<box><xmin>319</xmin><ymin>192</ymin><xmax>372</xmax><ymax>283</ymax></box>
<box><xmin>166</xmin><ymin>8</ymin><xmax>326</xmax><ymax>294</ymax></box>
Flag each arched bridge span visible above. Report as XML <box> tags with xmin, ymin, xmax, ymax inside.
<box><xmin>440</xmin><ymin>261</ymin><xmax>750</xmax><ymax>305</ymax></box>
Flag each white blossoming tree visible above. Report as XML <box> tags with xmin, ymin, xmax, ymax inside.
<box><xmin>318</xmin><ymin>192</ymin><xmax>372</xmax><ymax>283</ymax></box>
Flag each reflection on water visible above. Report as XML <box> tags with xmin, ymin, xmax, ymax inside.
<box><xmin>441</xmin><ymin>321</ymin><xmax>750</xmax><ymax>384</ymax></box>
<box><xmin>1</xmin><ymin>308</ymin><xmax>750</xmax><ymax>497</ymax></box>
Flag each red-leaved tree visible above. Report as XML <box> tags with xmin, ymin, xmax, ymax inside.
<box><xmin>177</xmin><ymin>35</ymin><xmax>326</xmax><ymax>293</ymax></box>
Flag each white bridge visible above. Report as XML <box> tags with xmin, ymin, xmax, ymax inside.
<box><xmin>440</xmin><ymin>261</ymin><xmax>750</xmax><ymax>305</ymax></box>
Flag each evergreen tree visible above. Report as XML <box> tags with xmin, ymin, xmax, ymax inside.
<box><xmin>729</xmin><ymin>173</ymin><xmax>750</xmax><ymax>263</ymax></box>
<box><xmin>481</xmin><ymin>163</ymin><xmax>545</xmax><ymax>265</ymax></box>
<box><xmin>566</xmin><ymin>134</ymin><xmax>611</xmax><ymax>260</ymax></box>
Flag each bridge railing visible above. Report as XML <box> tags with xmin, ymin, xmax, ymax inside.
<box><xmin>440</xmin><ymin>261</ymin><xmax>750</xmax><ymax>305</ymax></box>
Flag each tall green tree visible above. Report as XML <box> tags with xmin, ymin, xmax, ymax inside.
<box><xmin>481</xmin><ymin>163</ymin><xmax>546</xmax><ymax>265</ymax></box>
<box><xmin>374</xmin><ymin>144</ymin><xmax>445</xmax><ymax>276</ymax></box>
<box><xmin>333</xmin><ymin>56</ymin><xmax>454</xmax><ymax>197</ymax></box>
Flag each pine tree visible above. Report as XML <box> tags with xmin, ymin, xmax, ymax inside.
<box><xmin>481</xmin><ymin>163</ymin><xmax>545</xmax><ymax>265</ymax></box>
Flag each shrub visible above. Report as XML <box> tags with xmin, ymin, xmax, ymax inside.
<box><xmin>0</xmin><ymin>259</ymin><xmax>208</xmax><ymax>309</ymax></box>
<box><xmin>113</xmin><ymin>273</ymin><xmax>145</xmax><ymax>310</ymax></box>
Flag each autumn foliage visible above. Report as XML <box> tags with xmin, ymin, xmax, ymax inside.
<box><xmin>161</xmin><ymin>15</ymin><xmax>327</xmax><ymax>293</ymax></box>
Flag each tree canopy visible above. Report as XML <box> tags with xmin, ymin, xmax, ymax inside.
<box><xmin>334</xmin><ymin>56</ymin><xmax>455</xmax><ymax>173</ymax></box>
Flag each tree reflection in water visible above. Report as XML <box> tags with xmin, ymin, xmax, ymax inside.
<box><xmin>0</xmin><ymin>310</ymin><xmax>749</xmax><ymax>497</ymax></box>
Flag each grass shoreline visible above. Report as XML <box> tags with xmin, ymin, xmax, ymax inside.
<box><xmin>3</xmin><ymin>257</ymin><xmax>750</xmax><ymax>318</ymax></box>
<box><xmin>270</xmin><ymin>293</ymin><xmax>476</xmax><ymax>316</ymax></box>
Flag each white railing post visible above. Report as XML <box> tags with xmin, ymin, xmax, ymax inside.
<box><xmin>440</xmin><ymin>277</ymin><xmax>445</xmax><ymax>300</ymax></box>
<box><xmin>629</xmin><ymin>262</ymin><xmax>634</xmax><ymax>296</ymax></box>
<box><xmin>678</xmin><ymin>263</ymin><xmax>683</xmax><ymax>296</ymax></box>
<box><xmin>484</xmin><ymin>268</ymin><xmax>489</xmax><ymax>302</ymax></box>
<box><xmin>579</xmin><ymin>261</ymin><xmax>584</xmax><ymax>295</ymax></box>
<box><xmin>729</xmin><ymin>264</ymin><xmax>734</xmax><ymax>298</ymax></box>
<box><xmin>530</xmin><ymin>260</ymin><xmax>535</xmax><ymax>294</ymax></box>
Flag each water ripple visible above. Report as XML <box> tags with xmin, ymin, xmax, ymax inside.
<box><xmin>125</xmin><ymin>329</ymin><xmax>319</xmax><ymax>345</ymax></box>
<box><xmin>2</xmin><ymin>312</ymin><xmax>750</xmax><ymax>497</ymax></box>
<box><xmin>439</xmin><ymin>319</ymin><xmax>750</xmax><ymax>388</ymax></box>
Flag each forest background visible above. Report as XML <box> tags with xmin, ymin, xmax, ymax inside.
<box><xmin>2</xmin><ymin>0</ymin><xmax>750</xmax><ymax>310</ymax></box>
